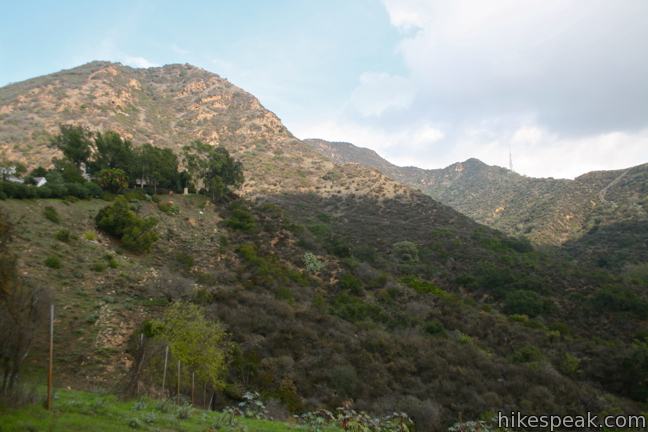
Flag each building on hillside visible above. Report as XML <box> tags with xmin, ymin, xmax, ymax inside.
<box><xmin>0</xmin><ymin>166</ymin><xmax>17</xmax><ymax>180</ymax></box>
<box><xmin>5</xmin><ymin>175</ymin><xmax>24</xmax><ymax>184</ymax></box>
<box><xmin>33</xmin><ymin>177</ymin><xmax>48</xmax><ymax>187</ymax></box>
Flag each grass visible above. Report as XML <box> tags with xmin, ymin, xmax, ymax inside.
<box><xmin>0</xmin><ymin>388</ymin><xmax>326</xmax><ymax>432</ymax></box>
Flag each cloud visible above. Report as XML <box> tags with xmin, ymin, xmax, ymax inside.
<box><xmin>299</xmin><ymin>0</ymin><xmax>648</xmax><ymax>178</ymax></box>
<box><xmin>349</xmin><ymin>72</ymin><xmax>415</xmax><ymax>117</ymax></box>
<box><xmin>122</xmin><ymin>56</ymin><xmax>158</xmax><ymax>68</ymax></box>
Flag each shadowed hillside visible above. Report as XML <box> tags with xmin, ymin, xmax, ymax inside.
<box><xmin>306</xmin><ymin>139</ymin><xmax>648</xmax><ymax>259</ymax></box>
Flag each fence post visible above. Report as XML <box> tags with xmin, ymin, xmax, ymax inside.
<box><xmin>47</xmin><ymin>304</ymin><xmax>54</xmax><ymax>410</ymax></box>
<box><xmin>191</xmin><ymin>371</ymin><xmax>195</xmax><ymax>406</ymax></box>
<box><xmin>162</xmin><ymin>345</ymin><xmax>169</xmax><ymax>397</ymax></box>
<box><xmin>176</xmin><ymin>361</ymin><xmax>181</xmax><ymax>404</ymax></box>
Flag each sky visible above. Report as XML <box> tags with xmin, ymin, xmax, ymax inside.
<box><xmin>2</xmin><ymin>0</ymin><xmax>648</xmax><ymax>178</ymax></box>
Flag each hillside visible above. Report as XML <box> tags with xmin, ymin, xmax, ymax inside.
<box><xmin>305</xmin><ymin>139</ymin><xmax>648</xmax><ymax>255</ymax></box>
<box><xmin>1</xmin><ymin>63</ymin><xmax>647</xmax><ymax>431</ymax></box>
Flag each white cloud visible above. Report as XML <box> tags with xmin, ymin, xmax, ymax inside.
<box><xmin>298</xmin><ymin>0</ymin><xmax>648</xmax><ymax>178</ymax></box>
<box><xmin>349</xmin><ymin>72</ymin><xmax>415</xmax><ymax>117</ymax></box>
<box><xmin>122</xmin><ymin>56</ymin><xmax>158</xmax><ymax>68</ymax></box>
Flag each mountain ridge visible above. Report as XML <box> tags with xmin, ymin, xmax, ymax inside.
<box><xmin>305</xmin><ymin>138</ymin><xmax>648</xmax><ymax>248</ymax></box>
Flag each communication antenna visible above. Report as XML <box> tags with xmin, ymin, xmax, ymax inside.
<box><xmin>508</xmin><ymin>144</ymin><xmax>514</xmax><ymax>172</ymax></box>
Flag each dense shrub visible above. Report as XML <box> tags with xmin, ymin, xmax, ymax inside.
<box><xmin>95</xmin><ymin>197</ymin><xmax>158</xmax><ymax>253</ymax></box>
<box><xmin>96</xmin><ymin>168</ymin><xmax>129</xmax><ymax>193</ymax></box>
<box><xmin>44</xmin><ymin>256</ymin><xmax>61</xmax><ymax>269</ymax></box>
<box><xmin>503</xmin><ymin>290</ymin><xmax>548</xmax><ymax>317</ymax></box>
<box><xmin>54</xmin><ymin>229</ymin><xmax>72</xmax><ymax>242</ymax></box>
<box><xmin>591</xmin><ymin>286</ymin><xmax>648</xmax><ymax>318</ymax></box>
<box><xmin>43</xmin><ymin>206</ymin><xmax>60</xmax><ymax>223</ymax></box>
<box><xmin>0</xmin><ymin>181</ymin><xmax>101</xmax><ymax>200</ymax></box>
<box><xmin>158</xmin><ymin>201</ymin><xmax>180</xmax><ymax>215</ymax></box>
<box><xmin>225</xmin><ymin>202</ymin><xmax>256</xmax><ymax>231</ymax></box>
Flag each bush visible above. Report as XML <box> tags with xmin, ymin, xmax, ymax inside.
<box><xmin>174</xmin><ymin>252</ymin><xmax>194</xmax><ymax>272</ymax></box>
<box><xmin>96</xmin><ymin>168</ymin><xmax>129</xmax><ymax>193</ymax></box>
<box><xmin>158</xmin><ymin>201</ymin><xmax>180</xmax><ymax>215</ymax></box>
<box><xmin>303</xmin><ymin>252</ymin><xmax>323</xmax><ymax>273</ymax></box>
<box><xmin>503</xmin><ymin>289</ymin><xmax>548</xmax><ymax>317</ymax></box>
<box><xmin>43</xmin><ymin>206</ymin><xmax>60</xmax><ymax>223</ymax></box>
<box><xmin>424</xmin><ymin>320</ymin><xmax>445</xmax><ymax>336</ymax></box>
<box><xmin>55</xmin><ymin>229</ymin><xmax>72</xmax><ymax>242</ymax></box>
<box><xmin>591</xmin><ymin>286</ymin><xmax>648</xmax><ymax>319</ymax></box>
<box><xmin>44</xmin><ymin>256</ymin><xmax>61</xmax><ymax>269</ymax></box>
<box><xmin>83</xmin><ymin>230</ymin><xmax>97</xmax><ymax>241</ymax></box>
<box><xmin>511</xmin><ymin>345</ymin><xmax>543</xmax><ymax>363</ymax></box>
<box><xmin>225</xmin><ymin>202</ymin><xmax>256</xmax><ymax>231</ymax></box>
<box><xmin>95</xmin><ymin>197</ymin><xmax>158</xmax><ymax>253</ymax></box>
<box><xmin>392</xmin><ymin>241</ymin><xmax>419</xmax><ymax>263</ymax></box>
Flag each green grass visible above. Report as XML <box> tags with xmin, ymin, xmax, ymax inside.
<box><xmin>0</xmin><ymin>388</ymin><xmax>321</xmax><ymax>432</ymax></box>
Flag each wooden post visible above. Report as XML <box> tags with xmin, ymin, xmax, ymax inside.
<box><xmin>161</xmin><ymin>345</ymin><xmax>169</xmax><ymax>397</ymax></box>
<box><xmin>136</xmin><ymin>333</ymin><xmax>144</xmax><ymax>396</ymax></box>
<box><xmin>176</xmin><ymin>361</ymin><xmax>180</xmax><ymax>404</ymax></box>
<box><xmin>191</xmin><ymin>371</ymin><xmax>195</xmax><ymax>406</ymax></box>
<box><xmin>47</xmin><ymin>304</ymin><xmax>54</xmax><ymax>410</ymax></box>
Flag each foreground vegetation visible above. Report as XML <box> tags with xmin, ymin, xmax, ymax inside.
<box><xmin>0</xmin><ymin>388</ymin><xmax>316</xmax><ymax>432</ymax></box>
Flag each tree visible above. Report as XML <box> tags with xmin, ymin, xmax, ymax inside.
<box><xmin>152</xmin><ymin>302</ymin><xmax>228</xmax><ymax>390</ymax></box>
<box><xmin>49</xmin><ymin>125</ymin><xmax>93</xmax><ymax>168</ymax></box>
<box><xmin>90</xmin><ymin>131</ymin><xmax>135</xmax><ymax>175</ymax></box>
<box><xmin>95</xmin><ymin>197</ymin><xmax>158</xmax><ymax>253</ymax></box>
<box><xmin>182</xmin><ymin>141</ymin><xmax>243</xmax><ymax>201</ymax></box>
<box><xmin>97</xmin><ymin>168</ymin><xmax>129</xmax><ymax>193</ymax></box>
<box><xmin>0</xmin><ymin>212</ymin><xmax>49</xmax><ymax>394</ymax></box>
<box><xmin>51</xmin><ymin>159</ymin><xmax>85</xmax><ymax>184</ymax></box>
<box><xmin>134</xmin><ymin>144</ymin><xmax>179</xmax><ymax>193</ymax></box>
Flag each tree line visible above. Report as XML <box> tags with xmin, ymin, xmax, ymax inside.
<box><xmin>1</xmin><ymin>125</ymin><xmax>244</xmax><ymax>201</ymax></box>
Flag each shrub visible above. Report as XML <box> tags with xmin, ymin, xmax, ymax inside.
<box><xmin>43</xmin><ymin>206</ymin><xmax>60</xmax><ymax>223</ymax></box>
<box><xmin>591</xmin><ymin>286</ymin><xmax>648</xmax><ymax>319</ymax></box>
<box><xmin>559</xmin><ymin>352</ymin><xmax>581</xmax><ymax>376</ymax></box>
<box><xmin>44</xmin><ymin>256</ymin><xmax>61</xmax><ymax>269</ymax></box>
<box><xmin>83</xmin><ymin>230</ymin><xmax>97</xmax><ymax>241</ymax></box>
<box><xmin>503</xmin><ymin>290</ymin><xmax>548</xmax><ymax>317</ymax></box>
<box><xmin>424</xmin><ymin>320</ymin><xmax>445</xmax><ymax>336</ymax></box>
<box><xmin>511</xmin><ymin>345</ymin><xmax>543</xmax><ymax>363</ymax></box>
<box><xmin>92</xmin><ymin>261</ymin><xmax>107</xmax><ymax>272</ymax></box>
<box><xmin>157</xmin><ymin>201</ymin><xmax>180</xmax><ymax>215</ymax></box>
<box><xmin>174</xmin><ymin>252</ymin><xmax>194</xmax><ymax>272</ymax></box>
<box><xmin>96</xmin><ymin>168</ymin><xmax>129</xmax><ymax>193</ymax></box>
<box><xmin>401</xmin><ymin>276</ymin><xmax>450</xmax><ymax>299</ymax></box>
<box><xmin>339</xmin><ymin>273</ymin><xmax>363</xmax><ymax>295</ymax></box>
<box><xmin>225</xmin><ymin>202</ymin><xmax>256</xmax><ymax>231</ymax></box>
<box><xmin>95</xmin><ymin>197</ymin><xmax>158</xmax><ymax>252</ymax></box>
<box><xmin>303</xmin><ymin>252</ymin><xmax>323</xmax><ymax>273</ymax></box>
<box><xmin>54</xmin><ymin>229</ymin><xmax>72</xmax><ymax>243</ymax></box>
<box><xmin>392</xmin><ymin>241</ymin><xmax>419</xmax><ymax>263</ymax></box>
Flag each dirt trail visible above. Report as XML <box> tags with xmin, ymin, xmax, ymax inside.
<box><xmin>598</xmin><ymin>169</ymin><xmax>630</xmax><ymax>203</ymax></box>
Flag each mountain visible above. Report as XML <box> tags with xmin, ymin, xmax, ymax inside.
<box><xmin>306</xmin><ymin>139</ymin><xmax>648</xmax><ymax>258</ymax></box>
<box><xmin>1</xmin><ymin>63</ymin><xmax>647</xmax><ymax>430</ymax></box>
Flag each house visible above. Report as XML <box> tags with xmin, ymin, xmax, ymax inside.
<box><xmin>5</xmin><ymin>175</ymin><xmax>24</xmax><ymax>184</ymax></box>
<box><xmin>33</xmin><ymin>177</ymin><xmax>48</xmax><ymax>187</ymax></box>
<box><xmin>0</xmin><ymin>165</ymin><xmax>17</xmax><ymax>179</ymax></box>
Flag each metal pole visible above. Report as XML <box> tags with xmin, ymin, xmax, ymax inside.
<box><xmin>162</xmin><ymin>345</ymin><xmax>169</xmax><ymax>397</ymax></box>
<box><xmin>47</xmin><ymin>304</ymin><xmax>54</xmax><ymax>410</ymax></box>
